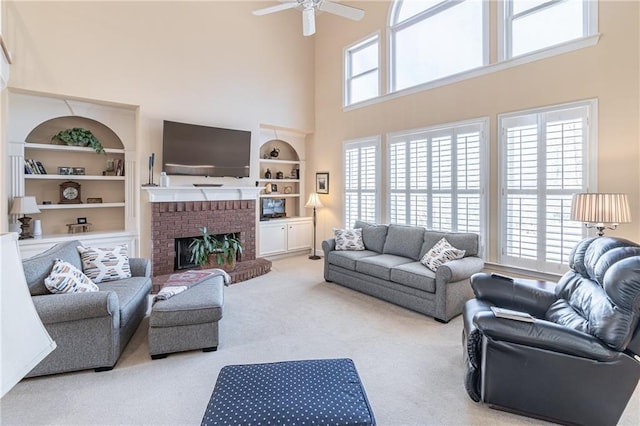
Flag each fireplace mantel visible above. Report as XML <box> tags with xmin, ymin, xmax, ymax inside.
<box><xmin>144</xmin><ymin>186</ymin><xmax>260</xmax><ymax>202</ymax></box>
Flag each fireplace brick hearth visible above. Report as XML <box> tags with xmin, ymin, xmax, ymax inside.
<box><xmin>151</xmin><ymin>200</ymin><xmax>256</xmax><ymax>276</ymax></box>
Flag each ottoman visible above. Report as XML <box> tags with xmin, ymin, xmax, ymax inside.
<box><xmin>148</xmin><ymin>276</ymin><xmax>223</xmax><ymax>359</ymax></box>
<box><xmin>201</xmin><ymin>358</ymin><xmax>376</xmax><ymax>425</ymax></box>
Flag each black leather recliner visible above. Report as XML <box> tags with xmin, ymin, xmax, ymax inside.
<box><xmin>463</xmin><ymin>237</ymin><xmax>640</xmax><ymax>426</ymax></box>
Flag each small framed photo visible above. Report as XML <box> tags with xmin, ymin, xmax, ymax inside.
<box><xmin>271</xmin><ymin>184</ymin><xmax>278</xmax><ymax>193</ymax></box>
<box><xmin>72</xmin><ymin>167</ymin><xmax>85</xmax><ymax>175</ymax></box>
<box><xmin>86</xmin><ymin>197</ymin><xmax>103</xmax><ymax>204</ymax></box>
<box><xmin>77</xmin><ymin>217</ymin><xmax>87</xmax><ymax>224</ymax></box>
<box><xmin>58</xmin><ymin>166</ymin><xmax>72</xmax><ymax>175</ymax></box>
<box><xmin>316</xmin><ymin>172</ymin><xmax>329</xmax><ymax>194</ymax></box>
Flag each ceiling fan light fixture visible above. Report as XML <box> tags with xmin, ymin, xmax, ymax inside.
<box><xmin>302</xmin><ymin>7</ymin><xmax>316</xmax><ymax>36</ymax></box>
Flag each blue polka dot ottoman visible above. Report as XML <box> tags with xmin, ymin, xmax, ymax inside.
<box><xmin>201</xmin><ymin>358</ymin><xmax>376</xmax><ymax>425</ymax></box>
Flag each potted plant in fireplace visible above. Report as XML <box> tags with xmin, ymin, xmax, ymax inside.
<box><xmin>189</xmin><ymin>227</ymin><xmax>243</xmax><ymax>272</ymax></box>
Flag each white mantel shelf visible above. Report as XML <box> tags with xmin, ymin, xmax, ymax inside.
<box><xmin>143</xmin><ymin>186</ymin><xmax>261</xmax><ymax>202</ymax></box>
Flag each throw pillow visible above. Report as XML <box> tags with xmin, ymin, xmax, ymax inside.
<box><xmin>420</xmin><ymin>237</ymin><xmax>466</xmax><ymax>272</ymax></box>
<box><xmin>77</xmin><ymin>245</ymin><xmax>132</xmax><ymax>283</ymax></box>
<box><xmin>334</xmin><ymin>228</ymin><xmax>365</xmax><ymax>251</ymax></box>
<box><xmin>44</xmin><ymin>258</ymin><xmax>99</xmax><ymax>294</ymax></box>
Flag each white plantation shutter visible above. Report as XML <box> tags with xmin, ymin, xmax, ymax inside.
<box><xmin>387</xmin><ymin>120</ymin><xmax>487</xmax><ymax>246</ymax></box>
<box><xmin>344</xmin><ymin>137</ymin><xmax>381</xmax><ymax>227</ymax></box>
<box><xmin>500</xmin><ymin>102</ymin><xmax>594</xmax><ymax>273</ymax></box>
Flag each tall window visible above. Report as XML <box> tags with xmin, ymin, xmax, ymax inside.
<box><xmin>499</xmin><ymin>100</ymin><xmax>596</xmax><ymax>273</ymax></box>
<box><xmin>344</xmin><ymin>137</ymin><xmax>381</xmax><ymax>227</ymax></box>
<box><xmin>344</xmin><ymin>34</ymin><xmax>379</xmax><ymax>106</ymax></box>
<box><xmin>387</xmin><ymin>120</ymin><xmax>487</xmax><ymax>241</ymax></box>
<box><xmin>389</xmin><ymin>0</ymin><xmax>487</xmax><ymax>92</ymax></box>
<box><xmin>501</xmin><ymin>0</ymin><xmax>597</xmax><ymax>59</ymax></box>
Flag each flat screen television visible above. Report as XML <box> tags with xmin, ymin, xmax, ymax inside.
<box><xmin>261</xmin><ymin>198</ymin><xmax>286</xmax><ymax>219</ymax></box>
<box><xmin>162</xmin><ymin>120</ymin><xmax>251</xmax><ymax>178</ymax></box>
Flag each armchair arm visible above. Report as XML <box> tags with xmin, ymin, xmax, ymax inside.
<box><xmin>32</xmin><ymin>291</ymin><xmax>119</xmax><ymax>325</ymax></box>
<box><xmin>322</xmin><ymin>238</ymin><xmax>336</xmax><ymax>256</ymax></box>
<box><xmin>437</xmin><ymin>256</ymin><xmax>485</xmax><ymax>283</ymax></box>
<box><xmin>473</xmin><ymin>311</ymin><xmax>619</xmax><ymax>361</ymax></box>
<box><xmin>471</xmin><ymin>272</ymin><xmax>557</xmax><ymax>317</ymax></box>
<box><xmin>129</xmin><ymin>257</ymin><xmax>151</xmax><ymax>277</ymax></box>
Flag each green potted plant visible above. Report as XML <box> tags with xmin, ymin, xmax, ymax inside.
<box><xmin>52</xmin><ymin>127</ymin><xmax>105</xmax><ymax>154</ymax></box>
<box><xmin>189</xmin><ymin>227</ymin><xmax>243</xmax><ymax>271</ymax></box>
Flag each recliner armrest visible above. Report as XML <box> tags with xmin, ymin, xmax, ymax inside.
<box><xmin>32</xmin><ymin>291</ymin><xmax>119</xmax><ymax>325</ymax></box>
<box><xmin>471</xmin><ymin>272</ymin><xmax>556</xmax><ymax>317</ymax></box>
<box><xmin>129</xmin><ymin>257</ymin><xmax>151</xmax><ymax>277</ymax></box>
<box><xmin>437</xmin><ymin>257</ymin><xmax>484</xmax><ymax>283</ymax></box>
<box><xmin>473</xmin><ymin>311</ymin><xmax>619</xmax><ymax>361</ymax></box>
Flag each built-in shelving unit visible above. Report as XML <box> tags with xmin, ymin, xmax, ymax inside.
<box><xmin>7</xmin><ymin>89</ymin><xmax>139</xmax><ymax>258</ymax></box>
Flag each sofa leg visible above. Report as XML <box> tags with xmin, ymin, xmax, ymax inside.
<box><xmin>434</xmin><ymin>317</ymin><xmax>450</xmax><ymax>324</ymax></box>
<box><xmin>151</xmin><ymin>353</ymin><xmax>168</xmax><ymax>360</ymax></box>
<box><xmin>203</xmin><ymin>346</ymin><xmax>218</xmax><ymax>352</ymax></box>
<box><xmin>94</xmin><ymin>365</ymin><xmax>114</xmax><ymax>372</ymax></box>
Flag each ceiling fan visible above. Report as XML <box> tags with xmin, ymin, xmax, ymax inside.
<box><xmin>253</xmin><ymin>0</ymin><xmax>365</xmax><ymax>37</ymax></box>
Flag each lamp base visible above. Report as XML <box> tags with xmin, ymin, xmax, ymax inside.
<box><xmin>308</xmin><ymin>255</ymin><xmax>321</xmax><ymax>260</ymax></box>
<box><xmin>17</xmin><ymin>216</ymin><xmax>33</xmax><ymax>239</ymax></box>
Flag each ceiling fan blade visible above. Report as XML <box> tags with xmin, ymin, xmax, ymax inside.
<box><xmin>318</xmin><ymin>1</ymin><xmax>365</xmax><ymax>21</ymax></box>
<box><xmin>253</xmin><ymin>2</ymin><xmax>298</xmax><ymax>16</ymax></box>
<box><xmin>302</xmin><ymin>7</ymin><xmax>316</xmax><ymax>36</ymax></box>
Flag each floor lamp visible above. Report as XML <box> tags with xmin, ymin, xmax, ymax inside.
<box><xmin>305</xmin><ymin>193</ymin><xmax>324</xmax><ymax>260</ymax></box>
<box><xmin>570</xmin><ymin>193</ymin><xmax>631</xmax><ymax>236</ymax></box>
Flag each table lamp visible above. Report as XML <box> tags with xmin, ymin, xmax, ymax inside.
<box><xmin>305</xmin><ymin>193</ymin><xmax>324</xmax><ymax>260</ymax></box>
<box><xmin>10</xmin><ymin>196</ymin><xmax>41</xmax><ymax>239</ymax></box>
<box><xmin>570</xmin><ymin>193</ymin><xmax>631</xmax><ymax>236</ymax></box>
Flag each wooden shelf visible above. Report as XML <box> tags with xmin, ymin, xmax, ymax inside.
<box><xmin>38</xmin><ymin>202</ymin><xmax>125</xmax><ymax>210</ymax></box>
<box><xmin>25</xmin><ymin>142</ymin><xmax>125</xmax><ymax>154</ymax></box>
<box><xmin>26</xmin><ymin>174</ymin><xmax>125</xmax><ymax>181</ymax></box>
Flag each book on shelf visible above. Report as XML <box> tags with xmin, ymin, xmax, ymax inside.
<box><xmin>490</xmin><ymin>307</ymin><xmax>535</xmax><ymax>323</ymax></box>
<box><xmin>35</xmin><ymin>161</ymin><xmax>47</xmax><ymax>174</ymax></box>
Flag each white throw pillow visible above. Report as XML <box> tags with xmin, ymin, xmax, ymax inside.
<box><xmin>334</xmin><ymin>228</ymin><xmax>365</xmax><ymax>251</ymax></box>
<box><xmin>44</xmin><ymin>258</ymin><xmax>99</xmax><ymax>294</ymax></box>
<box><xmin>77</xmin><ymin>245</ymin><xmax>132</xmax><ymax>283</ymax></box>
<box><xmin>420</xmin><ymin>237</ymin><xmax>466</xmax><ymax>272</ymax></box>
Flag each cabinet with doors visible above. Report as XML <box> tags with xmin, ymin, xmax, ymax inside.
<box><xmin>259</xmin><ymin>217</ymin><xmax>313</xmax><ymax>257</ymax></box>
<box><xmin>7</xmin><ymin>89</ymin><xmax>139</xmax><ymax>258</ymax></box>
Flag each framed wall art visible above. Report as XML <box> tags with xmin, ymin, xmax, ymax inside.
<box><xmin>316</xmin><ymin>172</ymin><xmax>329</xmax><ymax>194</ymax></box>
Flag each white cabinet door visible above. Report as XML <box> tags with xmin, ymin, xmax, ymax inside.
<box><xmin>287</xmin><ymin>221</ymin><xmax>312</xmax><ymax>251</ymax></box>
<box><xmin>259</xmin><ymin>223</ymin><xmax>287</xmax><ymax>256</ymax></box>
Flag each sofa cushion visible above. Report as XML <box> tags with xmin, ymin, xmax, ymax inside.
<box><xmin>354</xmin><ymin>221</ymin><xmax>388</xmax><ymax>253</ymax></box>
<box><xmin>334</xmin><ymin>228</ymin><xmax>365</xmax><ymax>251</ymax></box>
<box><xmin>390</xmin><ymin>262</ymin><xmax>437</xmax><ymax>293</ymax></box>
<box><xmin>356</xmin><ymin>254</ymin><xmax>413</xmax><ymax>281</ymax></box>
<box><xmin>328</xmin><ymin>250</ymin><xmax>378</xmax><ymax>271</ymax></box>
<box><xmin>382</xmin><ymin>224</ymin><xmax>425</xmax><ymax>260</ymax></box>
<box><xmin>44</xmin><ymin>258</ymin><xmax>99</xmax><ymax>294</ymax></box>
<box><xmin>99</xmin><ymin>276</ymin><xmax>150</xmax><ymax>328</ymax></box>
<box><xmin>420</xmin><ymin>232</ymin><xmax>479</xmax><ymax>259</ymax></box>
<box><xmin>23</xmin><ymin>240</ymin><xmax>84</xmax><ymax>296</ymax></box>
<box><xmin>421</xmin><ymin>237</ymin><xmax>466</xmax><ymax>272</ymax></box>
<box><xmin>78</xmin><ymin>245</ymin><xmax>132</xmax><ymax>283</ymax></box>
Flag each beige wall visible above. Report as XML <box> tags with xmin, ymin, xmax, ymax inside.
<box><xmin>312</xmin><ymin>0</ymin><xmax>640</xmax><ymax>262</ymax></box>
<box><xmin>2</xmin><ymin>1</ymin><xmax>315</xmax><ymax>256</ymax></box>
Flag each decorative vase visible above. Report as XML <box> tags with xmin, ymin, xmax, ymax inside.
<box><xmin>265</xmin><ymin>168</ymin><xmax>272</xmax><ymax>179</ymax></box>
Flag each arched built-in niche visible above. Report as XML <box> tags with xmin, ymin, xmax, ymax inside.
<box><xmin>259</xmin><ymin>139</ymin><xmax>299</xmax><ymax>161</ymax></box>
<box><xmin>26</xmin><ymin>116</ymin><xmax>124</xmax><ymax>149</ymax></box>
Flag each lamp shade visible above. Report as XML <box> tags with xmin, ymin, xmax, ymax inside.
<box><xmin>9</xmin><ymin>196</ymin><xmax>41</xmax><ymax>215</ymax></box>
<box><xmin>305</xmin><ymin>193</ymin><xmax>324</xmax><ymax>209</ymax></box>
<box><xmin>570</xmin><ymin>193</ymin><xmax>631</xmax><ymax>224</ymax></box>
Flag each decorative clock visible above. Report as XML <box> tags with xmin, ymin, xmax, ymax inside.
<box><xmin>59</xmin><ymin>181</ymin><xmax>82</xmax><ymax>204</ymax></box>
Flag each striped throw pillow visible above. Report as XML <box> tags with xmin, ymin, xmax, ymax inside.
<box><xmin>44</xmin><ymin>258</ymin><xmax>99</xmax><ymax>293</ymax></box>
<box><xmin>420</xmin><ymin>237</ymin><xmax>465</xmax><ymax>272</ymax></box>
<box><xmin>77</xmin><ymin>245</ymin><xmax>132</xmax><ymax>283</ymax></box>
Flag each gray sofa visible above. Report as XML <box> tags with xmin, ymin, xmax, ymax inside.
<box><xmin>22</xmin><ymin>240</ymin><xmax>152</xmax><ymax>376</ymax></box>
<box><xmin>322</xmin><ymin>221</ymin><xmax>484</xmax><ymax>322</ymax></box>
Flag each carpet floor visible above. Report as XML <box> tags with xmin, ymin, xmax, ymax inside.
<box><xmin>2</xmin><ymin>255</ymin><xmax>639</xmax><ymax>425</ymax></box>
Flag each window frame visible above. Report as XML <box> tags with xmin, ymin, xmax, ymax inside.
<box><xmin>387</xmin><ymin>0</ymin><xmax>489</xmax><ymax>94</ymax></box>
<box><xmin>498</xmin><ymin>99</ymin><xmax>598</xmax><ymax>274</ymax></box>
<box><xmin>498</xmin><ymin>0</ymin><xmax>598</xmax><ymax>61</ymax></box>
<box><xmin>385</xmin><ymin>117</ymin><xmax>489</xmax><ymax>256</ymax></box>
<box><xmin>344</xmin><ymin>32</ymin><xmax>381</xmax><ymax>107</ymax></box>
<box><xmin>343</xmin><ymin>136</ymin><xmax>382</xmax><ymax>227</ymax></box>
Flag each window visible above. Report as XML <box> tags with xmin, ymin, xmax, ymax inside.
<box><xmin>387</xmin><ymin>120</ymin><xmax>487</xmax><ymax>243</ymax></box>
<box><xmin>345</xmin><ymin>34</ymin><xmax>380</xmax><ymax>106</ymax></box>
<box><xmin>389</xmin><ymin>0</ymin><xmax>487</xmax><ymax>92</ymax></box>
<box><xmin>499</xmin><ymin>100</ymin><xmax>596</xmax><ymax>273</ymax></box>
<box><xmin>344</xmin><ymin>137</ymin><xmax>381</xmax><ymax>227</ymax></box>
<box><xmin>501</xmin><ymin>0</ymin><xmax>597</xmax><ymax>59</ymax></box>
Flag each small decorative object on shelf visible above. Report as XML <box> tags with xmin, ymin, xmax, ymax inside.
<box><xmin>52</xmin><ymin>127</ymin><xmax>105</xmax><ymax>154</ymax></box>
<box><xmin>58</xmin><ymin>166</ymin><xmax>73</xmax><ymax>175</ymax></box>
<box><xmin>72</xmin><ymin>167</ymin><xmax>85</xmax><ymax>175</ymax></box>
<box><xmin>77</xmin><ymin>217</ymin><xmax>87</xmax><ymax>224</ymax></box>
<box><xmin>271</xmin><ymin>184</ymin><xmax>278</xmax><ymax>193</ymax></box>
<box><xmin>59</xmin><ymin>181</ymin><xmax>82</xmax><ymax>204</ymax></box>
<box><xmin>142</xmin><ymin>153</ymin><xmax>157</xmax><ymax>186</ymax></box>
<box><xmin>67</xmin><ymin>223</ymin><xmax>92</xmax><ymax>234</ymax></box>
<box><xmin>265</xmin><ymin>168</ymin><xmax>272</xmax><ymax>179</ymax></box>
<box><xmin>106</xmin><ymin>158</ymin><xmax>115</xmax><ymax>172</ymax></box>
<box><xmin>284</xmin><ymin>185</ymin><xmax>292</xmax><ymax>194</ymax></box>
<box><xmin>270</xmin><ymin>147</ymin><xmax>280</xmax><ymax>158</ymax></box>
<box><xmin>86</xmin><ymin>198</ymin><xmax>102</xmax><ymax>204</ymax></box>
<box><xmin>276</xmin><ymin>171</ymin><xmax>284</xmax><ymax>179</ymax></box>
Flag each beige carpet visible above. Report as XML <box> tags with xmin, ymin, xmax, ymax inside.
<box><xmin>2</xmin><ymin>255</ymin><xmax>639</xmax><ymax>425</ymax></box>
